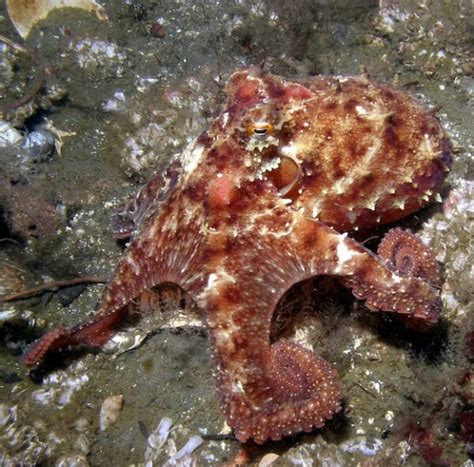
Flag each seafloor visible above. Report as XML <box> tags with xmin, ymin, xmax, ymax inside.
<box><xmin>0</xmin><ymin>0</ymin><xmax>472</xmax><ymax>465</ymax></box>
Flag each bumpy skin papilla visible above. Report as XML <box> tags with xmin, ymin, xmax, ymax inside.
<box><xmin>22</xmin><ymin>68</ymin><xmax>451</xmax><ymax>443</ymax></box>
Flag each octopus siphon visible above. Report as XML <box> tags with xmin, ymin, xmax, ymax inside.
<box><xmin>22</xmin><ymin>68</ymin><xmax>452</xmax><ymax>443</ymax></box>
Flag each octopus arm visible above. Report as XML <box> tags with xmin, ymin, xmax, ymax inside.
<box><xmin>202</xmin><ymin>220</ymin><xmax>441</xmax><ymax>443</ymax></box>
<box><xmin>21</xmin><ymin>310</ymin><xmax>127</xmax><ymax>366</ymax></box>
<box><xmin>22</xmin><ymin>207</ymin><xmax>204</xmax><ymax>366</ymax></box>
<box><xmin>292</xmin><ymin>219</ymin><xmax>441</xmax><ymax>325</ymax></box>
<box><xmin>377</xmin><ymin>227</ymin><xmax>441</xmax><ymax>287</ymax></box>
<box><xmin>200</xmin><ymin>242</ymin><xmax>342</xmax><ymax>444</ymax></box>
<box><xmin>111</xmin><ymin>162</ymin><xmax>181</xmax><ymax>240</ymax></box>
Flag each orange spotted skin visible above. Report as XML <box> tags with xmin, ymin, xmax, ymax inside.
<box><xmin>22</xmin><ymin>68</ymin><xmax>451</xmax><ymax>444</ymax></box>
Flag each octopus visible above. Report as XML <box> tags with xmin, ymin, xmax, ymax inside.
<box><xmin>22</xmin><ymin>68</ymin><xmax>452</xmax><ymax>444</ymax></box>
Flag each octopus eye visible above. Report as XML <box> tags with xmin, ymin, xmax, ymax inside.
<box><xmin>247</xmin><ymin>122</ymin><xmax>273</xmax><ymax>138</ymax></box>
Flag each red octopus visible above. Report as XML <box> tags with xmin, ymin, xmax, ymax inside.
<box><xmin>22</xmin><ymin>68</ymin><xmax>451</xmax><ymax>443</ymax></box>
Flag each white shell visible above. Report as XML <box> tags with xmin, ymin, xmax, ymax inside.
<box><xmin>99</xmin><ymin>394</ymin><xmax>124</xmax><ymax>431</ymax></box>
<box><xmin>6</xmin><ymin>0</ymin><xmax>107</xmax><ymax>38</ymax></box>
<box><xmin>259</xmin><ymin>453</ymin><xmax>280</xmax><ymax>467</ymax></box>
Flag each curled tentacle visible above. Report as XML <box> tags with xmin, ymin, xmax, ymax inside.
<box><xmin>378</xmin><ymin>228</ymin><xmax>441</xmax><ymax>287</ymax></box>
<box><xmin>225</xmin><ymin>340</ymin><xmax>341</xmax><ymax>444</ymax></box>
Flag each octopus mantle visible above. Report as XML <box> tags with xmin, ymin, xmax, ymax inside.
<box><xmin>23</xmin><ymin>68</ymin><xmax>451</xmax><ymax>444</ymax></box>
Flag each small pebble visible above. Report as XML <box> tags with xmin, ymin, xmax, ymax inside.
<box><xmin>21</xmin><ymin>130</ymin><xmax>56</xmax><ymax>158</ymax></box>
<box><xmin>151</xmin><ymin>22</ymin><xmax>166</xmax><ymax>38</ymax></box>
<box><xmin>0</xmin><ymin>121</ymin><xmax>22</xmax><ymax>147</ymax></box>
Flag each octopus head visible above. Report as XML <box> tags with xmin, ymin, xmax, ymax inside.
<box><xmin>210</xmin><ymin>67</ymin><xmax>452</xmax><ymax>231</ymax></box>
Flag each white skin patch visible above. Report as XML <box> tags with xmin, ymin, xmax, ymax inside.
<box><xmin>311</xmin><ymin>201</ymin><xmax>322</xmax><ymax>219</ymax></box>
<box><xmin>419</xmin><ymin>133</ymin><xmax>435</xmax><ymax>160</ymax></box>
<box><xmin>334</xmin><ymin>235</ymin><xmax>363</xmax><ymax>274</ymax></box>
<box><xmin>214</xmin><ymin>328</ymin><xmax>235</xmax><ymax>354</ymax></box>
<box><xmin>221</xmin><ymin>112</ymin><xmax>230</xmax><ymax>127</ymax></box>
<box><xmin>279</xmin><ymin>141</ymin><xmax>299</xmax><ymax>159</ymax></box>
<box><xmin>390</xmin><ymin>274</ymin><xmax>402</xmax><ymax>284</ymax></box>
<box><xmin>232</xmin><ymin>380</ymin><xmax>245</xmax><ymax>394</ymax></box>
<box><xmin>331</xmin><ymin>143</ymin><xmax>380</xmax><ymax>195</ymax></box>
<box><xmin>181</xmin><ymin>141</ymin><xmax>204</xmax><ymax>179</ymax></box>
<box><xmin>206</xmin><ymin>273</ymin><xmax>218</xmax><ymax>290</ymax></box>
<box><xmin>354</xmin><ymin>100</ymin><xmax>392</xmax><ymax>123</ymax></box>
<box><xmin>201</xmin><ymin>268</ymin><xmax>236</xmax><ymax>296</ymax></box>
<box><xmin>355</xmin><ymin>105</ymin><xmax>368</xmax><ymax>115</ymax></box>
<box><xmin>126</xmin><ymin>256</ymin><xmax>141</xmax><ymax>275</ymax></box>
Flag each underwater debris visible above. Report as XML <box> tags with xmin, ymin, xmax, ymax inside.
<box><xmin>0</xmin><ymin>308</ymin><xmax>37</xmax><ymax>329</ymax></box>
<box><xmin>0</xmin><ymin>66</ymin><xmax>68</xmax><ymax>125</ymax></box>
<box><xmin>55</xmin><ymin>453</ymin><xmax>89</xmax><ymax>467</ymax></box>
<box><xmin>21</xmin><ymin>129</ymin><xmax>56</xmax><ymax>160</ymax></box>
<box><xmin>101</xmin><ymin>329</ymin><xmax>149</xmax><ymax>355</ymax></box>
<box><xmin>0</xmin><ymin>120</ymin><xmax>70</xmax><ymax>162</ymax></box>
<box><xmin>281</xmin><ymin>437</ymin><xmax>346</xmax><ymax>465</ymax></box>
<box><xmin>422</xmin><ymin>180</ymin><xmax>474</xmax><ymax>310</ymax></box>
<box><xmin>375</xmin><ymin>1</ymin><xmax>472</xmax><ymax>80</ymax></box>
<box><xmin>70</xmin><ymin>38</ymin><xmax>127</xmax><ymax>79</ymax></box>
<box><xmin>0</xmin><ymin>260</ymin><xmax>29</xmax><ymax>298</ymax></box>
<box><xmin>144</xmin><ymin>417</ymin><xmax>172</xmax><ymax>465</ymax></box>
<box><xmin>0</xmin><ymin>404</ymin><xmax>53</xmax><ymax>464</ymax></box>
<box><xmin>6</xmin><ymin>0</ymin><xmax>107</xmax><ymax>38</ymax></box>
<box><xmin>0</xmin><ymin>34</ymin><xmax>28</xmax><ymax>54</ymax></box>
<box><xmin>102</xmin><ymin>91</ymin><xmax>127</xmax><ymax>113</ymax></box>
<box><xmin>31</xmin><ymin>361</ymin><xmax>90</xmax><ymax>408</ymax></box>
<box><xmin>0</xmin><ymin>276</ymin><xmax>106</xmax><ymax>304</ymax></box>
<box><xmin>164</xmin><ymin>435</ymin><xmax>203</xmax><ymax>466</ymax></box>
<box><xmin>144</xmin><ymin>417</ymin><xmax>204</xmax><ymax>466</ymax></box>
<box><xmin>0</xmin><ymin>43</ymin><xmax>22</xmax><ymax>107</ymax></box>
<box><xmin>0</xmin><ymin>121</ymin><xmax>22</xmax><ymax>147</ymax></box>
<box><xmin>107</xmin><ymin>76</ymin><xmax>208</xmax><ymax>178</ymax></box>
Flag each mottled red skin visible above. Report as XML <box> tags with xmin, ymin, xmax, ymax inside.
<box><xmin>22</xmin><ymin>68</ymin><xmax>451</xmax><ymax>444</ymax></box>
